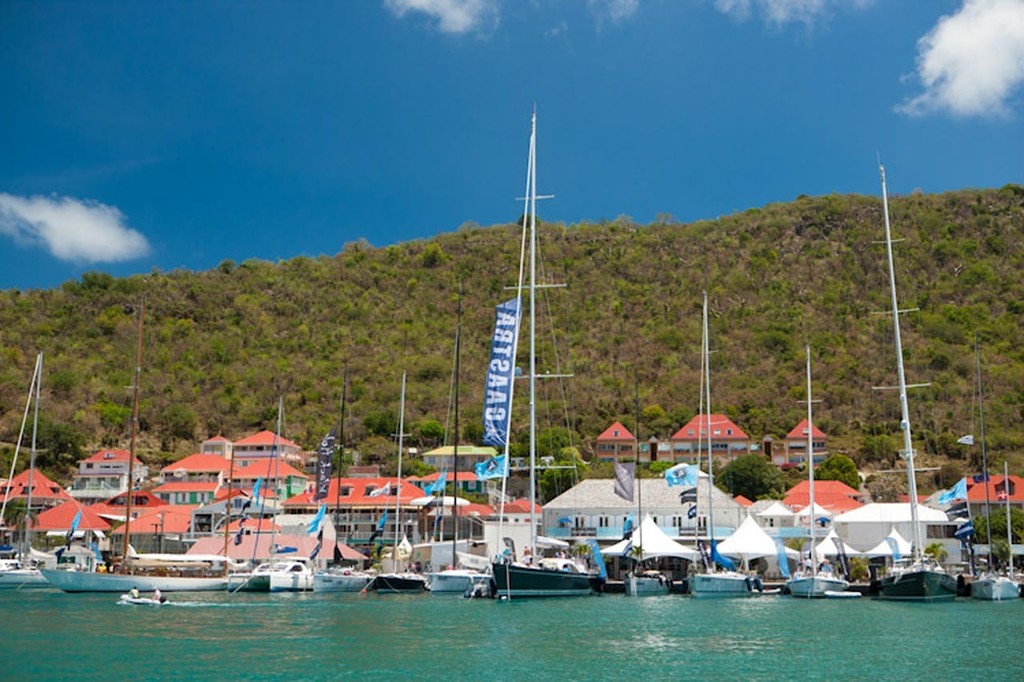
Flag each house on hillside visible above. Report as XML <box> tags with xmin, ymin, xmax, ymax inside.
<box><xmin>594</xmin><ymin>422</ymin><xmax>636</xmax><ymax>462</ymax></box>
<box><xmin>775</xmin><ymin>419</ymin><xmax>829</xmax><ymax>466</ymax></box>
<box><xmin>231</xmin><ymin>430</ymin><xmax>304</xmax><ymax>465</ymax></box>
<box><xmin>422</xmin><ymin>445</ymin><xmax>497</xmax><ymax>471</ymax></box>
<box><xmin>67</xmin><ymin>449</ymin><xmax>148</xmax><ymax>504</ymax></box>
<box><xmin>668</xmin><ymin>414</ymin><xmax>751</xmax><ymax>463</ymax></box>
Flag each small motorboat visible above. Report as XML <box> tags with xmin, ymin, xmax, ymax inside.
<box><xmin>119</xmin><ymin>593</ymin><xmax>168</xmax><ymax>606</ymax></box>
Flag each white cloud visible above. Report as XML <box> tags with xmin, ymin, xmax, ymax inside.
<box><xmin>0</xmin><ymin>193</ymin><xmax>150</xmax><ymax>263</ymax></box>
<box><xmin>713</xmin><ymin>0</ymin><xmax>872</xmax><ymax>26</ymax></box>
<box><xmin>588</xmin><ymin>0</ymin><xmax>640</xmax><ymax>23</ymax></box>
<box><xmin>384</xmin><ymin>0</ymin><xmax>500</xmax><ymax>34</ymax></box>
<box><xmin>899</xmin><ymin>0</ymin><xmax>1024</xmax><ymax>118</ymax></box>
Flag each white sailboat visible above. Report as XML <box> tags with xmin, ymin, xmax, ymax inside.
<box><xmin>874</xmin><ymin>165</ymin><xmax>956</xmax><ymax>602</ymax></box>
<box><xmin>972</xmin><ymin>461</ymin><xmax>1020</xmax><ymax>600</ymax></box>
<box><xmin>489</xmin><ymin>110</ymin><xmax>601</xmax><ymax>599</ymax></box>
<box><xmin>690</xmin><ymin>292</ymin><xmax>758</xmax><ymax>598</ymax></box>
<box><xmin>786</xmin><ymin>346</ymin><xmax>850</xmax><ymax>598</ymax></box>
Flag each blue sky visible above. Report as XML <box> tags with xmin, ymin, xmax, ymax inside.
<box><xmin>2</xmin><ymin>0</ymin><xmax>1022</xmax><ymax>291</ymax></box>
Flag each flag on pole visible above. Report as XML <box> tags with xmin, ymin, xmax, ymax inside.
<box><xmin>665</xmin><ymin>463</ymin><xmax>699</xmax><ymax>487</ymax></box>
<box><xmin>938</xmin><ymin>477</ymin><xmax>968</xmax><ymax>505</ymax></box>
<box><xmin>368</xmin><ymin>509</ymin><xmax>388</xmax><ymax>543</ymax></box>
<box><xmin>622</xmin><ymin>512</ymin><xmax>635</xmax><ymax>539</ymax></box>
<box><xmin>313</xmin><ymin>428</ymin><xmax>337</xmax><ymax>501</ymax></box>
<box><xmin>475</xmin><ymin>455</ymin><xmax>508</xmax><ymax>480</ymax></box>
<box><xmin>482</xmin><ymin>298</ymin><xmax>522</xmax><ymax>448</ymax></box>
<box><xmin>973</xmin><ymin>472</ymin><xmax>990</xmax><ymax>484</ymax></box>
<box><xmin>306</xmin><ymin>504</ymin><xmax>327</xmax><ymax>534</ymax></box>
<box><xmin>368</xmin><ymin>482</ymin><xmax>391</xmax><ymax>498</ymax></box>
<box><xmin>678</xmin><ymin>488</ymin><xmax>698</xmax><ymax>504</ymax></box>
<box><xmin>710</xmin><ymin>539</ymin><xmax>735</xmax><ymax>571</ymax></box>
<box><xmin>66</xmin><ymin>509</ymin><xmax>83</xmax><ymax>544</ymax></box>
<box><xmin>425</xmin><ymin>470</ymin><xmax>448</xmax><ymax>496</ymax></box>
<box><xmin>310</xmin><ymin>528</ymin><xmax>324</xmax><ymax>560</ymax></box>
<box><xmin>613</xmin><ymin>462</ymin><xmax>635</xmax><ymax>502</ymax></box>
<box><xmin>775</xmin><ymin>538</ymin><xmax>790</xmax><ymax>579</ymax></box>
<box><xmin>687</xmin><ymin>505</ymin><xmax>697</xmax><ymax>520</ymax></box>
<box><xmin>957</xmin><ymin>434</ymin><xmax>974</xmax><ymax>446</ymax></box>
<box><xmin>954</xmin><ymin>519</ymin><xmax>975</xmax><ymax>541</ymax></box>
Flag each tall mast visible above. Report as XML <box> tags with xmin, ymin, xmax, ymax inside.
<box><xmin>122</xmin><ymin>299</ymin><xmax>145</xmax><ymax>563</ymax></box>
<box><xmin>1004</xmin><ymin>461</ymin><xmax>1013</xmax><ymax>578</ymax></box>
<box><xmin>393</xmin><ymin>372</ymin><xmax>407</xmax><ymax>570</ymax></box>
<box><xmin>24</xmin><ymin>353</ymin><xmax>42</xmax><ymax>557</ymax></box>
<box><xmin>805</xmin><ymin>345</ymin><xmax>818</xmax><ymax>576</ymax></box>
<box><xmin>634</xmin><ymin>376</ymin><xmax>642</xmax><ymax>549</ymax></box>
<box><xmin>335</xmin><ymin>368</ymin><xmax>347</xmax><ymax>532</ymax></box>
<box><xmin>703</xmin><ymin>292</ymin><xmax>715</xmax><ymax>558</ymax></box>
<box><xmin>452</xmin><ymin>286</ymin><xmax>461</xmax><ymax>563</ymax></box>
<box><xmin>0</xmin><ymin>355</ymin><xmax>42</xmax><ymax>532</ymax></box>
<box><xmin>975</xmin><ymin>337</ymin><xmax>992</xmax><ymax>568</ymax></box>
<box><xmin>879</xmin><ymin>164</ymin><xmax>923</xmax><ymax>562</ymax></box>
<box><xmin>528</xmin><ymin>109</ymin><xmax>538</xmax><ymax>558</ymax></box>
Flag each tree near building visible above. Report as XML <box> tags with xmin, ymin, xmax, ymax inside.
<box><xmin>716</xmin><ymin>454</ymin><xmax>784</xmax><ymax>501</ymax></box>
<box><xmin>815</xmin><ymin>454</ymin><xmax>861</xmax><ymax>491</ymax></box>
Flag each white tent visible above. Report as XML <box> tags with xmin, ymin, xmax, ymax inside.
<box><xmin>717</xmin><ymin>515</ymin><xmax>799</xmax><ymax>561</ymax></box>
<box><xmin>756</xmin><ymin>501</ymin><xmax>796</xmax><ymax>518</ymax></box>
<box><xmin>814</xmin><ymin>529</ymin><xmax>861</xmax><ymax>557</ymax></box>
<box><xmin>604</xmin><ymin>514</ymin><xmax>699</xmax><ymax>561</ymax></box>
<box><xmin>862</xmin><ymin>528</ymin><xmax>913</xmax><ymax>558</ymax></box>
<box><xmin>794</xmin><ymin>502</ymin><xmax>833</xmax><ymax>520</ymax></box>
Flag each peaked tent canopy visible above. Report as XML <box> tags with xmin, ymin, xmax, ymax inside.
<box><xmin>862</xmin><ymin>528</ymin><xmax>913</xmax><ymax>558</ymax></box>
<box><xmin>813</xmin><ymin>529</ymin><xmax>861</xmax><ymax>557</ymax></box>
<box><xmin>717</xmin><ymin>515</ymin><xmax>799</xmax><ymax>560</ymax></box>
<box><xmin>604</xmin><ymin>515</ymin><xmax>699</xmax><ymax>561</ymax></box>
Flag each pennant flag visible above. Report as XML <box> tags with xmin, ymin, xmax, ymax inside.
<box><xmin>425</xmin><ymin>470</ymin><xmax>448</xmax><ymax>496</ymax></box>
<box><xmin>957</xmin><ymin>434</ymin><xmax>975</xmax><ymax>446</ymax></box>
<box><xmin>310</xmin><ymin>528</ymin><xmax>324</xmax><ymax>560</ymax></box>
<box><xmin>972</xmin><ymin>472</ymin><xmax>990</xmax><ymax>484</ymax></box>
<box><xmin>665</xmin><ymin>463</ymin><xmax>699</xmax><ymax>488</ymax></box>
<box><xmin>368</xmin><ymin>509</ymin><xmax>388</xmax><ymax>543</ymax></box>
<box><xmin>774</xmin><ymin>538</ymin><xmax>790</xmax><ymax>579</ymax></box>
<box><xmin>613</xmin><ymin>462</ymin><xmax>635</xmax><ymax>502</ymax></box>
<box><xmin>938</xmin><ymin>478</ymin><xmax>968</xmax><ymax>505</ymax></box>
<box><xmin>884</xmin><ymin>536</ymin><xmax>902</xmax><ymax>561</ymax></box>
<box><xmin>687</xmin><ymin>504</ymin><xmax>697</xmax><ymax>520</ymax></box>
<box><xmin>66</xmin><ymin>509</ymin><xmax>83</xmax><ymax>543</ymax></box>
<box><xmin>368</xmin><ymin>482</ymin><xmax>391</xmax><ymax>498</ymax></box>
<box><xmin>475</xmin><ymin>455</ymin><xmax>508</xmax><ymax>480</ymax></box>
<box><xmin>234</xmin><ymin>516</ymin><xmax>247</xmax><ymax>546</ymax></box>
<box><xmin>710</xmin><ymin>539</ymin><xmax>735</xmax><ymax>571</ymax></box>
<box><xmin>586</xmin><ymin>538</ymin><xmax>608</xmax><ymax>581</ymax></box>
<box><xmin>834</xmin><ymin>537</ymin><xmax>851</xmax><ymax>578</ymax></box>
<box><xmin>954</xmin><ymin>519</ymin><xmax>975</xmax><ymax>541</ymax></box>
<box><xmin>678</xmin><ymin>487</ymin><xmax>698</xmax><ymax>504</ymax></box>
<box><xmin>242</xmin><ymin>477</ymin><xmax>263</xmax><ymax>512</ymax></box>
<box><xmin>622</xmin><ymin>512</ymin><xmax>635</xmax><ymax>539</ymax></box>
<box><xmin>482</xmin><ymin>298</ymin><xmax>522</xmax><ymax>448</ymax></box>
<box><xmin>306</xmin><ymin>504</ymin><xmax>327</xmax><ymax>534</ymax></box>
<box><xmin>276</xmin><ymin>546</ymin><xmax>298</xmax><ymax>554</ymax></box>
<box><xmin>313</xmin><ymin>428</ymin><xmax>337</xmax><ymax>502</ymax></box>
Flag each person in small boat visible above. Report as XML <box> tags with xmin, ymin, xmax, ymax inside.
<box><xmin>129</xmin><ymin>586</ymin><xmax>140</xmax><ymax>599</ymax></box>
<box><xmin>154</xmin><ymin>588</ymin><xmax>163</xmax><ymax>603</ymax></box>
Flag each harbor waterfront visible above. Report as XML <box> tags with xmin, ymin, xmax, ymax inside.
<box><xmin>4</xmin><ymin>591</ymin><xmax>1023</xmax><ymax>680</ymax></box>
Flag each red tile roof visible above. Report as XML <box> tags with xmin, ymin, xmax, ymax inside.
<box><xmin>231</xmin><ymin>460</ymin><xmax>308</xmax><ymax>480</ymax></box>
<box><xmin>152</xmin><ymin>481</ymin><xmax>220</xmax><ymax>493</ymax></box>
<box><xmin>110</xmin><ymin>506</ymin><xmax>195</xmax><ymax>534</ymax></box>
<box><xmin>233</xmin><ymin>430</ymin><xmax>301</xmax><ymax>449</ymax></box>
<box><xmin>161</xmin><ymin>453</ymin><xmax>230</xmax><ymax>475</ymax></box>
<box><xmin>597</xmin><ymin>421</ymin><xmax>635</xmax><ymax>442</ymax></box>
<box><xmin>1</xmin><ymin>469</ymin><xmax>73</xmax><ymax>502</ymax></box>
<box><xmin>785</xmin><ymin>419</ymin><xmax>828</xmax><ymax>440</ymax></box>
<box><xmin>81</xmin><ymin>449</ymin><xmax>144</xmax><ymax>465</ymax></box>
<box><xmin>282</xmin><ymin>478</ymin><xmax>426</xmax><ymax>508</ymax></box>
<box><xmin>33</xmin><ymin>501</ymin><xmax>111</xmax><ymax>531</ymax></box>
<box><xmin>205</xmin><ymin>435</ymin><xmax>231</xmax><ymax>443</ymax></box>
<box><xmin>671</xmin><ymin>414</ymin><xmax>749</xmax><ymax>440</ymax></box>
<box><xmin>967</xmin><ymin>475</ymin><xmax>1024</xmax><ymax>502</ymax></box>
<box><xmin>188</xmin><ymin>533</ymin><xmax>367</xmax><ymax>562</ymax></box>
<box><xmin>500</xmin><ymin>499</ymin><xmax>542</xmax><ymax>515</ymax></box>
<box><xmin>734</xmin><ymin>495</ymin><xmax>754</xmax><ymax>508</ymax></box>
<box><xmin>783</xmin><ymin>480</ymin><xmax>863</xmax><ymax>512</ymax></box>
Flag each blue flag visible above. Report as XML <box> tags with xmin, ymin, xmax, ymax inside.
<box><xmin>250</xmin><ymin>477</ymin><xmax>263</xmax><ymax>507</ymax></box>
<box><xmin>938</xmin><ymin>478</ymin><xmax>968</xmax><ymax>505</ymax></box>
<box><xmin>884</xmin><ymin>537</ymin><xmax>902</xmax><ymax>561</ymax></box>
<box><xmin>586</xmin><ymin>538</ymin><xmax>608</xmax><ymax>581</ymax></box>
<box><xmin>368</xmin><ymin>509</ymin><xmax>388</xmax><ymax>543</ymax></box>
<box><xmin>775</xmin><ymin>538</ymin><xmax>790</xmax><ymax>579</ymax></box>
<box><xmin>687</xmin><ymin>505</ymin><xmax>697</xmax><ymax>520</ymax></box>
<box><xmin>622</xmin><ymin>512</ymin><xmax>635</xmax><ymax>539</ymax></box>
<box><xmin>475</xmin><ymin>454</ymin><xmax>508</xmax><ymax>480</ymax></box>
<box><xmin>482</xmin><ymin>298</ymin><xmax>521</xmax><ymax>448</ymax></box>
<box><xmin>425</xmin><ymin>470</ymin><xmax>448</xmax><ymax>496</ymax></box>
<box><xmin>972</xmin><ymin>472</ymin><xmax>990</xmax><ymax>484</ymax></box>
<box><xmin>665</xmin><ymin>463</ymin><xmax>699</xmax><ymax>487</ymax></box>
<box><xmin>66</xmin><ymin>509</ymin><xmax>83</xmax><ymax>543</ymax></box>
<box><xmin>954</xmin><ymin>519</ymin><xmax>975</xmax><ymax>541</ymax></box>
<box><xmin>710</xmin><ymin>539</ymin><xmax>736</xmax><ymax>571</ymax></box>
<box><xmin>307</xmin><ymin>504</ymin><xmax>327</xmax><ymax>534</ymax></box>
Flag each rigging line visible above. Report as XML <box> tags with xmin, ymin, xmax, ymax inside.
<box><xmin>0</xmin><ymin>354</ymin><xmax>41</xmax><ymax>524</ymax></box>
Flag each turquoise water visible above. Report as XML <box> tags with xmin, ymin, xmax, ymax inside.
<box><xmin>4</xmin><ymin>590</ymin><xmax>1023</xmax><ymax>680</ymax></box>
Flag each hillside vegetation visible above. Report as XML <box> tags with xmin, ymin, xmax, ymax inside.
<box><xmin>1</xmin><ymin>185</ymin><xmax>1023</xmax><ymax>485</ymax></box>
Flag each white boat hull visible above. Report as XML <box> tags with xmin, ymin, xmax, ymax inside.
<box><xmin>269</xmin><ymin>571</ymin><xmax>315</xmax><ymax>592</ymax></box>
<box><xmin>119</xmin><ymin>594</ymin><xmax>167</xmax><ymax>606</ymax></box>
<box><xmin>787</xmin><ymin>574</ymin><xmax>850</xmax><ymax>598</ymax></box>
<box><xmin>0</xmin><ymin>568</ymin><xmax>50</xmax><ymax>589</ymax></box>
<box><xmin>690</xmin><ymin>571</ymin><xmax>759</xmax><ymax>598</ymax></box>
<box><xmin>626</xmin><ymin>573</ymin><xmax>671</xmax><ymax>596</ymax></box>
<box><xmin>314</xmin><ymin>571</ymin><xmax>372</xmax><ymax>593</ymax></box>
<box><xmin>971</xmin><ymin>575</ymin><xmax>1020</xmax><ymax>601</ymax></box>
<box><xmin>427</xmin><ymin>569</ymin><xmax>490</xmax><ymax>594</ymax></box>
<box><xmin>41</xmin><ymin>569</ymin><xmax>227</xmax><ymax>593</ymax></box>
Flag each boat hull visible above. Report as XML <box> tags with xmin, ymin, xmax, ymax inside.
<box><xmin>491</xmin><ymin>562</ymin><xmax>597</xmax><ymax>598</ymax></box>
<box><xmin>787</xmin><ymin>575</ymin><xmax>850</xmax><ymax>598</ymax></box>
<box><xmin>427</xmin><ymin>569</ymin><xmax>490</xmax><ymax>594</ymax></box>
<box><xmin>368</xmin><ymin>573</ymin><xmax>427</xmax><ymax>593</ymax></box>
<box><xmin>690</xmin><ymin>571</ymin><xmax>759</xmax><ymax>598</ymax></box>
<box><xmin>878</xmin><ymin>567</ymin><xmax>957</xmax><ymax>602</ymax></box>
<box><xmin>970</xmin><ymin>575</ymin><xmax>1020</xmax><ymax>601</ymax></box>
<box><xmin>0</xmin><ymin>569</ymin><xmax>50</xmax><ymax>589</ymax></box>
<box><xmin>41</xmin><ymin>570</ymin><xmax>227</xmax><ymax>593</ymax></box>
<box><xmin>227</xmin><ymin>573</ymin><xmax>271</xmax><ymax>592</ymax></box>
<box><xmin>625</xmin><ymin>573</ymin><xmax>670</xmax><ymax>597</ymax></box>
<box><xmin>313</xmin><ymin>571</ymin><xmax>371</xmax><ymax>593</ymax></box>
<box><xmin>269</xmin><ymin>571</ymin><xmax>314</xmax><ymax>592</ymax></box>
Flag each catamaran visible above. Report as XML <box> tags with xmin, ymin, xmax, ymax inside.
<box><xmin>971</xmin><ymin>461</ymin><xmax>1020</xmax><ymax>600</ymax></box>
<box><xmin>786</xmin><ymin>346</ymin><xmax>850</xmax><ymax>598</ymax></box>
<box><xmin>874</xmin><ymin>165</ymin><xmax>956</xmax><ymax>602</ymax></box>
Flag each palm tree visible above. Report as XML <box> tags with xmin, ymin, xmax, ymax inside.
<box><xmin>924</xmin><ymin>542</ymin><xmax>948</xmax><ymax>564</ymax></box>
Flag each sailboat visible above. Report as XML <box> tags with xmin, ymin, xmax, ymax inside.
<box><xmin>489</xmin><ymin>110</ymin><xmax>601</xmax><ymax>599</ymax></box>
<box><xmin>366</xmin><ymin>372</ymin><xmax>427</xmax><ymax>593</ymax></box>
<box><xmin>874</xmin><ymin>165</ymin><xmax>957</xmax><ymax>602</ymax></box>
<box><xmin>0</xmin><ymin>352</ymin><xmax>50</xmax><ymax>590</ymax></box>
<box><xmin>690</xmin><ymin>292</ymin><xmax>759</xmax><ymax>598</ymax></box>
<box><xmin>971</xmin><ymin>458</ymin><xmax>1020</xmax><ymax>600</ymax></box>
<box><xmin>43</xmin><ymin>302</ymin><xmax>231</xmax><ymax>593</ymax></box>
<box><xmin>786</xmin><ymin>346</ymin><xmax>850</xmax><ymax>598</ymax></box>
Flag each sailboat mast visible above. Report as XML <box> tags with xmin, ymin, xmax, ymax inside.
<box><xmin>879</xmin><ymin>164</ymin><xmax>923</xmax><ymax>561</ymax></box>
<box><xmin>336</xmin><ymin>368</ymin><xmax>347</xmax><ymax>530</ymax></box>
<box><xmin>805</xmin><ymin>345</ymin><xmax>818</xmax><ymax>576</ymax></box>
<box><xmin>528</xmin><ymin>110</ymin><xmax>538</xmax><ymax>559</ymax></box>
<box><xmin>393</xmin><ymin>372</ymin><xmax>407</xmax><ymax>569</ymax></box>
<box><xmin>976</xmin><ymin>338</ymin><xmax>992</xmax><ymax>549</ymax></box>
<box><xmin>1004</xmin><ymin>461</ymin><xmax>1013</xmax><ymax>577</ymax></box>
<box><xmin>452</xmin><ymin>289</ymin><xmax>461</xmax><ymax>563</ymax></box>
<box><xmin>0</xmin><ymin>355</ymin><xmax>41</xmax><ymax>527</ymax></box>
<box><xmin>634</xmin><ymin>377</ymin><xmax>642</xmax><ymax>551</ymax></box>
<box><xmin>24</xmin><ymin>353</ymin><xmax>42</xmax><ymax>557</ymax></box>
<box><xmin>122</xmin><ymin>299</ymin><xmax>145</xmax><ymax>563</ymax></box>
<box><xmin>703</xmin><ymin>292</ymin><xmax>715</xmax><ymax>554</ymax></box>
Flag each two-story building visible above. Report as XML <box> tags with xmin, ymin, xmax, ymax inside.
<box><xmin>593</xmin><ymin>422</ymin><xmax>636</xmax><ymax>462</ymax></box>
<box><xmin>774</xmin><ymin>418</ymin><xmax>829</xmax><ymax>466</ymax></box>
<box><xmin>421</xmin><ymin>445</ymin><xmax>498</xmax><ymax>471</ymax></box>
<box><xmin>67</xmin><ymin>449</ymin><xmax>148</xmax><ymax>504</ymax></box>
<box><xmin>668</xmin><ymin>414</ymin><xmax>751</xmax><ymax>463</ymax></box>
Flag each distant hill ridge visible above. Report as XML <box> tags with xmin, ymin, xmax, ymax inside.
<box><xmin>1</xmin><ymin>185</ymin><xmax>1022</xmax><ymax>478</ymax></box>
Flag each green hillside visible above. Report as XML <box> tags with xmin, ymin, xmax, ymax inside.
<box><xmin>2</xmin><ymin>185</ymin><xmax>1023</xmax><ymax>483</ymax></box>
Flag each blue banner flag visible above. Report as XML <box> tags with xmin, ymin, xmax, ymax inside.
<box><xmin>954</xmin><ymin>519</ymin><xmax>975</xmax><ymax>541</ymax></box>
<box><xmin>368</xmin><ymin>509</ymin><xmax>388</xmax><ymax>544</ymax></box>
<box><xmin>884</xmin><ymin>537</ymin><xmax>902</xmax><ymax>561</ymax></box>
<box><xmin>972</xmin><ymin>472</ymin><xmax>990</xmax><ymax>484</ymax></box>
<box><xmin>938</xmin><ymin>477</ymin><xmax>968</xmax><ymax>505</ymax></box>
<box><xmin>710</xmin><ymin>539</ymin><xmax>736</xmax><ymax>571</ymax></box>
<box><xmin>622</xmin><ymin>512</ymin><xmax>635</xmax><ymax>539</ymax></box>
<box><xmin>66</xmin><ymin>509</ymin><xmax>83</xmax><ymax>543</ymax></box>
<box><xmin>482</xmin><ymin>298</ymin><xmax>522</xmax><ymax>448</ymax></box>
<box><xmin>475</xmin><ymin>454</ymin><xmax>508</xmax><ymax>480</ymax></box>
<box><xmin>687</xmin><ymin>504</ymin><xmax>697</xmax><ymax>519</ymax></box>
<box><xmin>775</xmin><ymin>538</ymin><xmax>790</xmax><ymax>579</ymax></box>
<box><xmin>425</xmin><ymin>470</ymin><xmax>448</xmax><ymax>496</ymax></box>
<box><xmin>585</xmin><ymin>538</ymin><xmax>608</xmax><ymax>581</ymax></box>
<box><xmin>313</xmin><ymin>428</ymin><xmax>336</xmax><ymax>501</ymax></box>
<box><xmin>250</xmin><ymin>477</ymin><xmax>263</xmax><ymax>506</ymax></box>
<box><xmin>665</xmin><ymin>463</ymin><xmax>699</xmax><ymax>488</ymax></box>
<box><xmin>307</xmin><ymin>504</ymin><xmax>327</xmax><ymax>534</ymax></box>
